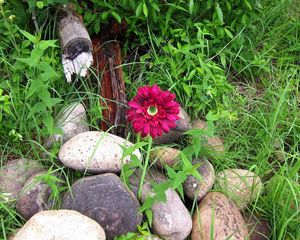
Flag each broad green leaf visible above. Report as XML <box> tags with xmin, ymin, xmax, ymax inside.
<box><xmin>143</xmin><ymin>3</ymin><xmax>148</xmax><ymax>17</ymax></box>
<box><xmin>215</xmin><ymin>5</ymin><xmax>224</xmax><ymax>24</ymax></box>
<box><xmin>224</xmin><ymin>28</ymin><xmax>233</xmax><ymax>39</ymax></box>
<box><xmin>111</xmin><ymin>11</ymin><xmax>121</xmax><ymax>23</ymax></box>
<box><xmin>244</xmin><ymin>0</ymin><xmax>252</xmax><ymax>10</ymax></box>
<box><xmin>19</xmin><ymin>29</ymin><xmax>38</xmax><ymax>43</ymax></box>
<box><xmin>189</xmin><ymin>0</ymin><xmax>194</xmax><ymax>15</ymax></box>
<box><xmin>43</xmin><ymin>114</ymin><xmax>54</xmax><ymax>133</ymax></box>
<box><xmin>38</xmin><ymin>40</ymin><xmax>57</xmax><ymax>50</ymax></box>
<box><xmin>27</xmin><ymin>78</ymin><xmax>43</xmax><ymax>97</ymax></box>
<box><xmin>136</xmin><ymin>2</ymin><xmax>143</xmax><ymax>17</ymax></box>
<box><xmin>94</xmin><ymin>20</ymin><xmax>100</xmax><ymax>34</ymax></box>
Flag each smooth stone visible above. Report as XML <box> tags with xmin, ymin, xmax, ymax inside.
<box><xmin>215</xmin><ymin>169</ymin><xmax>263</xmax><ymax>209</ymax></box>
<box><xmin>0</xmin><ymin>159</ymin><xmax>43</xmax><ymax>200</ymax></box>
<box><xmin>16</xmin><ymin>171</ymin><xmax>56</xmax><ymax>220</ymax></box>
<box><xmin>192</xmin><ymin>119</ymin><xmax>225</xmax><ymax>154</ymax></box>
<box><xmin>61</xmin><ymin>173</ymin><xmax>142</xmax><ymax>240</ymax></box>
<box><xmin>154</xmin><ymin>107</ymin><xmax>191</xmax><ymax>144</ymax></box>
<box><xmin>58</xmin><ymin>131</ymin><xmax>141</xmax><ymax>173</ymax></box>
<box><xmin>142</xmin><ymin>183</ymin><xmax>192</xmax><ymax>240</ymax></box>
<box><xmin>150</xmin><ymin>147</ymin><xmax>181</xmax><ymax>168</ymax></box>
<box><xmin>191</xmin><ymin>192</ymin><xmax>249</xmax><ymax>240</ymax></box>
<box><xmin>13</xmin><ymin>210</ymin><xmax>106</xmax><ymax>240</ymax></box>
<box><xmin>244</xmin><ymin>213</ymin><xmax>271</xmax><ymax>240</ymax></box>
<box><xmin>129</xmin><ymin>168</ymin><xmax>167</xmax><ymax>197</ymax></box>
<box><xmin>44</xmin><ymin>102</ymin><xmax>89</xmax><ymax>148</ymax></box>
<box><xmin>183</xmin><ymin>157</ymin><xmax>215</xmax><ymax>201</ymax></box>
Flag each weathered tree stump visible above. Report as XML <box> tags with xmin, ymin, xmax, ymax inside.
<box><xmin>93</xmin><ymin>20</ymin><xmax>127</xmax><ymax>137</ymax></box>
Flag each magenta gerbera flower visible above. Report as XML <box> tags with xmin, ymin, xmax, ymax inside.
<box><xmin>127</xmin><ymin>85</ymin><xmax>180</xmax><ymax>138</ymax></box>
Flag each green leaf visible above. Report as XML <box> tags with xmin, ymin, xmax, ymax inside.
<box><xmin>183</xmin><ymin>83</ymin><xmax>191</xmax><ymax>97</ymax></box>
<box><xmin>27</xmin><ymin>78</ymin><xmax>43</xmax><ymax>97</ymax></box>
<box><xmin>189</xmin><ymin>0</ymin><xmax>194</xmax><ymax>15</ymax></box>
<box><xmin>43</xmin><ymin>114</ymin><xmax>54</xmax><ymax>133</ymax></box>
<box><xmin>173</xmin><ymin>171</ymin><xmax>186</xmax><ymax>189</ymax></box>
<box><xmin>142</xmin><ymin>3</ymin><xmax>148</xmax><ymax>17</ymax></box>
<box><xmin>94</xmin><ymin>20</ymin><xmax>100</xmax><ymax>34</ymax></box>
<box><xmin>165</xmin><ymin>165</ymin><xmax>177</xmax><ymax>179</ymax></box>
<box><xmin>215</xmin><ymin>5</ymin><xmax>224</xmax><ymax>24</ymax></box>
<box><xmin>145</xmin><ymin>209</ymin><xmax>153</xmax><ymax>226</ymax></box>
<box><xmin>111</xmin><ymin>11</ymin><xmax>121</xmax><ymax>23</ymax></box>
<box><xmin>19</xmin><ymin>29</ymin><xmax>38</xmax><ymax>44</ymax></box>
<box><xmin>244</xmin><ymin>0</ymin><xmax>252</xmax><ymax>10</ymax></box>
<box><xmin>36</xmin><ymin>1</ymin><xmax>44</xmax><ymax>9</ymax></box>
<box><xmin>224</xmin><ymin>28</ymin><xmax>233</xmax><ymax>39</ymax></box>
<box><xmin>136</xmin><ymin>2</ymin><xmax>143</xmax><ymax>17</ymax></box>
<box><xmin>38</xmin><ymin>40</ymin><xmax>57</xmax><ymax>50</ymax></box>
<box><xmin>28</xmin><ymin>102</ymin><xmax>46</xmax><ymax>118</ymax></box>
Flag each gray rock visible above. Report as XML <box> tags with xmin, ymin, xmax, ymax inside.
<box><xmin>192</xmin><ymin>192</ymin><xmax>249</xmax><ymax>240</ymax></box>
<box><xmin>61</xmin><ymin>173</ymin><xmax>142</xmax><ymax>240</ymax></box>
<box><xmin>142</xmin><ymin>183</ymin><xmax>192</xmax><ymax>240</ymax></box>
<box><xmin>154</xmin><ymin>107</ymin><xmax>191</xmax><ymax>144</ymax></box>
<box><xmin>13</xmin><ymin>210</ymin><xmax>106</xmax><ymax>240</ymax></box>
<box><xmin>58</xmin><ymin>131</ymin><xmax>141</xmax><ymax>173</ymax></box>
<box><xmin>45</xmin><ymin>102</ymin><xmax>89</xmax><ymax>148</ymax></box>
<box><xmin>0</xmin><ymin>159</ymin><xmax>43</xmax><ymax>200</ymax></box>
<box><xmin>16</xmin><ymin>170</ymin><xmax>59</xmax><ymax>220</ymax></box>
<box><xmin>215</xmin><ymin>169</ymin><xmax>263</xmax><ymax>209</ymax></box>
<box><xmin>183</xmin><ymin>158</ymin><xmax>215</xmax><ymax>201</ymax></box>
<box><xmin>150</xmin><ymin>147</ymin><xmax>181</xmax><ymax>168</ymax></box>
<box><xmin>129</xmin><ymin>168</ymin><xmax>167</xmax><ymax>197</ymax></box>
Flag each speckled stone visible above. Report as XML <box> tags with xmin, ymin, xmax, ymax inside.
<box><xmin>150</xmin><ymin>147</ymin><xmax>181</xmax><ymax>168</ymax></box>
<box><xmin>58</xmin><ymin>131</ymin><xmax>141</xmax><ymax>173</ymax></box>
<box><xmin>183</xmin><ymin>157</ymin><xmax>215</xmax><ymax>201</ymax></box>
<box><xmin>142</xmin><ymin>182</ymin><xmax>192</xmax><ymax>240</ymax></box>
<box><xmin>215</xmin><ymin>169</ymin><xmax>263</xmax><ymax>209</ymax></box>
<box><xmin>154</xmin><ymin>107</ymin><xmax>191</xmax><ymax>144</ymax></box>
<box><xmin>192</xmin><ymin>192</ymin><xmax>249</xmax><ymax>240</ymax></box>
<box><xmin>16</xmin><ymin>171</ymin><xmax>59</xmax><ymax>220</ymax></box>
<box><xmin>0</xmin><ymin>159</ymin><xmax>43</xmax><ymax>200</ymax></box>
<box><xmin>13</xmin><ymin>210</ymin><xmax>106</xmax><ymax>240</ymax></box>
<box><xmin>44</xmin><ymin>102</ymin><xmax>89</xmax><ymax>148</ymax></box>
<box><xmin>61</xmin><ymin>173</ymin><xmax>142</xmax><ymax>240</ymax></box>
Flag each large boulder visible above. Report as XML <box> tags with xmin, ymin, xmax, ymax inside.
<box><xmin>61</xmin><ymin>173</ymin><xmax>142</xmax><ymax>239</ymax></box>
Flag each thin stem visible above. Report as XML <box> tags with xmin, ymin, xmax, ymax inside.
<box><xmin>138</xmin><ymin>136</ymin><xmax>152</xmax><ymax>200</ymax></box>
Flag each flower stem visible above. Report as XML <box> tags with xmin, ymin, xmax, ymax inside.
<box><xmin>138</xmin><ymin>136</ymin><xmax>153</xmax><ymax>200</ymax></box>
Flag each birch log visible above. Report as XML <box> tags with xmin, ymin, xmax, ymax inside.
<box><xmin>57</xmin><ymin>4</ymin><xmax>93</xmax><ymax>83</ymax></box>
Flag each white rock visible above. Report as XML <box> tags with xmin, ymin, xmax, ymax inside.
<box><xmin>14</xmin><ymin>210</ymin><xmax>106</xmax><ymax>240</ymax></box>
<box><xmin>58</xmin><ymin>131</ymin><xmax>141</xmax><ymax>173</ymax></box>
<box><xmin>45</xmin><ymin>102</ymin><xmax>89</xmax><ymax>148</ymax></box>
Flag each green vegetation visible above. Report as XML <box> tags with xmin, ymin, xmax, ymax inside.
<box><xmin>0</xmin><ymin>0</ymin><xmax>299</xmax><ymax>239</ymax></box>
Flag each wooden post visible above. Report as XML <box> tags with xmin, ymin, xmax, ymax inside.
<box><xmin>92</xmin><ymin>20</ymin><xmax>127</xmax><ymax>137</ymax></box>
